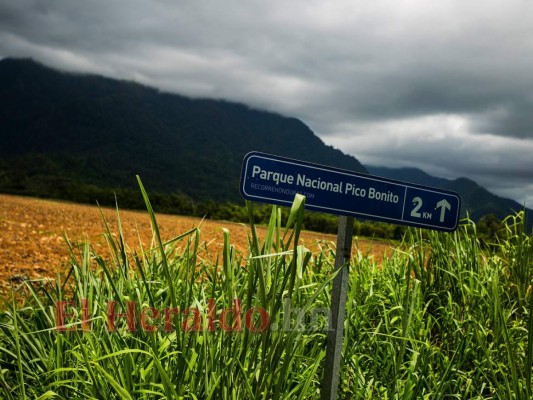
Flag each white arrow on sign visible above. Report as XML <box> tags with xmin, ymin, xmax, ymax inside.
<box><xmin>435</xmin><ymin>199</ymin><xmax>451</xmax><ymax>222</ymax></box>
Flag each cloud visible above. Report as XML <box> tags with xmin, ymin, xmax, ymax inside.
<box><xmin>0</xmin><ymin>0</ymin><xmax>532</xmax><ymax>205</ymax></box>
<box><xmin>324</xmin><ymin>114</ymin><xmax>533</xmax><ymax>206</ymax></box>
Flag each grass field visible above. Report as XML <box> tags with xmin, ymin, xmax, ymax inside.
<box><xmin>0</xmin><ymin>185</ymin><xmax>532</xmax><ymax>399</ymax></box>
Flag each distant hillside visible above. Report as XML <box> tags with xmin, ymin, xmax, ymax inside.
<box><xmin>367</xmin><ymin>166</ymin><xmax>532</xmax><ymax>229</ymax></box>
<box><xmin>1</xmin><ymin>58</ymin><xmax>529</xmax><ymax>231</ymax></box>
<box><xmin>0</xmin><ymin>58</ymin><xmax>365</xmax><ymax>203</ymax></box>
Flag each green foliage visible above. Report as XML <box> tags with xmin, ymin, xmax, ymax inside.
<box><xmin>1</xmin><ymin>184</ymin><xmax>532</xmax><ymax>398</ymax></box>
<box><xmin>476</xmin><ymin>213</ymin><xmax>506</xmax><ymax>245</ymax></box>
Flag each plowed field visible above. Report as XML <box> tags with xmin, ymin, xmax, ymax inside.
<box><xmin>0</xmin><ymin>194</ymin><xmax>393</xmax><ymax>296</ymax></box>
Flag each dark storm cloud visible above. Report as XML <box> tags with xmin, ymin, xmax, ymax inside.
<box><xmin>1</xmin><ymin>0</ymin><xmax>532</xmax><ymax>205</ymax></box>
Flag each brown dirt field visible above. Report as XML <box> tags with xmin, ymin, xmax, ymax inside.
<box><xmin>0</xmin><ymin>194</ymin><xmax>394</xmax><ymax>296</ymax></box>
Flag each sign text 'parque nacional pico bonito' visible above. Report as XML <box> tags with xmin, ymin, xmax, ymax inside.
<box><xmin>240</xmin><ymin>151</ymin><xmax>461</xmax><ymax>232</ymax></box>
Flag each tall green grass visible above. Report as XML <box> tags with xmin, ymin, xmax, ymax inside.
<box><xmin>0</xmin><ymin>183</ymin><xmax>532</xmax><ymax>399</ymax></box>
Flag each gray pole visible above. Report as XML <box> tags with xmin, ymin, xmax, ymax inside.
<box><xmin>321</xmin><ymin>215</ymin><xmax>354</xmax><ymax>400</ymax></box>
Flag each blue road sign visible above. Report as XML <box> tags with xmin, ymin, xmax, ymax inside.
<box><xmin>240</xmin><ymin>151</ymin><xmax>461</xmax><ymax>231</ymax></box>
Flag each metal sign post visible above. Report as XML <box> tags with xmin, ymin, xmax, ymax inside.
<box><xmin>321</xmin><ymin>215</ymin><xmax>354</xmax><ymax>400</ymax></box>
<box><xmin>239</xmin><ymin>151</ymin><xmax>461</xmax><ymax>398</ymax></box>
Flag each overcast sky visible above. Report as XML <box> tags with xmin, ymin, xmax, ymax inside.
<box><xmin>1</xmin><ymin>0</ymin><xmax>532</xmax><ymax>206</ymax></box>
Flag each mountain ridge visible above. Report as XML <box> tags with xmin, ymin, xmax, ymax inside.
<box><xmin>0</xmin><ymin>58</ymin><xmax>530</xmax><ymax>230</ymax></box>
<box><xmin>0</xmin><ymin>57</ymin><xmax>366</xmax><ymax>202</ymax></box>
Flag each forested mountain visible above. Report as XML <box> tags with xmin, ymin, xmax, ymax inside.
<box><xmin>0</xmin><ymin>58</ymin><xmax>365</xmax><ymax>203</ymax></box>
<box><xmin>1</xmin><ymin>58</ymin><xmax>529</xmax><ymax>230</ymax></box>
